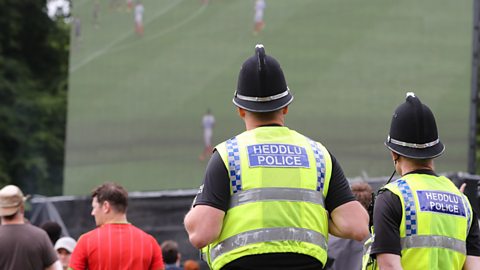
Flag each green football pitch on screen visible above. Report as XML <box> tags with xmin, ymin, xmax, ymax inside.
<box><xmin>65</xmin><ymin>0</ymin><xmax>472</xmax><ymax>195</ymax></box>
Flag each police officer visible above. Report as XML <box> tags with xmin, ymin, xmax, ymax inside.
<box><xmin>363</xmin><ymin>93</ymin><xmax>480</xmax><ymax>269</ymax></box>
<box><xmin>184</xmin><ymin>44</ymin><xmax>369</xmax><ymax>270</ymax></box>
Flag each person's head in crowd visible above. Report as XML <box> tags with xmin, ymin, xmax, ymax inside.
<box><xmin>54</xmin><ymin>237</ymin><xmax>77</xmax><ymax>270</ymax></box>
<box><xmin>41</xmin><ymin>221</ymin><xmax>62</xmax><ymax>245</ymax></box>
<box><xmin>0</xmin><ymin>185</ymin><xmax>28</xmax><ymax>224</ymax></box>
<box><xmin>91</xmin><ymin>182</ymin><xmax>129</xmax><ymax>226</ymax></box>
<box><xmin>350</xmin><ymin>181</ymin><xmax>373</xmax><ymax>210</ymax></box>
<box><xmin>161</xmin><ymin>240</ymin><xmax>181</xmax><ymax>266</ymax></box>
<box><xmin>183</xmin><ymin>259</ymin><xmax>200</xmax><ymax>270</ymax></box>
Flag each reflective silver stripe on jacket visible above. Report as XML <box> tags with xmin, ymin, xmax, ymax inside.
<box><xmin>209</xmin><ymin>227</ymin><xmax>327</xmax><ymax>262</ymax></box>
<box><xmin>401</xmin><ymin>235</ymin><xmax>466</xmax><ymax>254</ymax></box>
<box><xmin>363</xmin><ymin>235</ymin><xmax>374</xmax><ymax>256</ymax></box>
<box><xmin>229</xmin><ymin>187</ymin><xmax>325</xmax><ymax>209</ymax></box>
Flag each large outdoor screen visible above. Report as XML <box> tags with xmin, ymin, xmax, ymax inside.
<box><xmin>65</xmin><ymin>0</ymin><xmax>472</xmax><ymax>195</ymax></box>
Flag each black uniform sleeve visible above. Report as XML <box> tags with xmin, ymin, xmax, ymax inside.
<box><xmin>192</xmin><ymin>151</ymin><xmax>230</xmax><ymax>212</ymax></box>
<box><xmin>370</xmin><ymin>190</ymin><xmax>402</xmax><ymax>256</ymax></box>
<box><xmin>467</xmin><ymin>210</ymin><xmax>480</xmax><ymax>256</ymax></box>
<box><xmin>324</xmin><ymin>153</ymin><xmax>356</xmax><ymax>213</ymax></box>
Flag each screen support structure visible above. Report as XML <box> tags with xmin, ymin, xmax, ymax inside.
<box><xmin>469</xmin><ymin>0</ymin><xmax>480</xmax><ymax>175</ymax></box>
<box><xmin>467</xmin><ymin>0</ymin><xmax>480</xmax><ymax>213</ymax></box>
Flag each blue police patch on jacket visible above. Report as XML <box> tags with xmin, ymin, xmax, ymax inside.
<box><xmin>247</xmin><ymin>144</ymin><xmax>310</xmax><ymax>168</ymax></box>
<box><xmin>417</xmin><ymin>190</ymin><xmax>466</xmax><ymax>217</ymax></box>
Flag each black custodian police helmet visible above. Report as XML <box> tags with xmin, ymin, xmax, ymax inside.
<box><xmin>233</xmin><ymin>44</ymin><xmax>294</xmax><ymax>112</ymax></box>
<box><xmin>385</xmin><ymin>92</ymin><xmax>445</xmax><ymax>159</ymax></box>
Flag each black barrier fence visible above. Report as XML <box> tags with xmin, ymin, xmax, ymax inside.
<box><xmin>25</xmin><ymin>172</ymin><xmax>479</xmax><ymax>269</ymax></box>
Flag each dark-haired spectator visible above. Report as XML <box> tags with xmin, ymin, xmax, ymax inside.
<box><xmin>161</xmin><ymin>240</ymin><xmax>182</xmax><ymax>270</ymax></box>
<box><xmin>327</xmin><ymin>181</ymin><xmax>373</xmax><ymax>270</ymax></box>
<box><xmin>0</xmin><ymin>185</ymin><xmax>60</xmax><ymax>270</ymax></box>
<box><xmin>69</xmin><ymin>182</ymin><xmax>165</xmax><ymax>270</ymax></box>
<box><xmin>41</xmin><ymin>221</ymin><xmax>62</xmax><ymax>245</ymax></box>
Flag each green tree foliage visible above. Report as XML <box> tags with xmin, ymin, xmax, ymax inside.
<box><xmin>0</xmin><ymin>0</ymin><xmax>69</xmax><ymax>195</ymax></box>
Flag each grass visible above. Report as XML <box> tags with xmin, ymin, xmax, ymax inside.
<box><xmin>64</xmin><ymin>0</ymin><xmax>472</xmax><ymax>195</ymax></box>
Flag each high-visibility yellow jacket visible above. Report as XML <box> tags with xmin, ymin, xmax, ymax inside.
<box><xmin>362</xmin><ymin>174</ymin><xmax>473</xmax><ymax>270</ymax></box>
<box><xmin>202</xmin><ymin>126</ymin><xmax>333</xmax><ymax>270</ymax></box>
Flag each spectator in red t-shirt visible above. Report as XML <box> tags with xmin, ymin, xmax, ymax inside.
<box><xmin>69</xmin><ymin>182</ymin><xmax>165</xmax><ymax>270</ymax></box>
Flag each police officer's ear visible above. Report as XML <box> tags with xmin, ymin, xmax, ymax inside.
<box><xmin>237</xmin><ymin>107</ymin><xmax>246</xmax><ymax>119</ymax></box>
<box><xmin>390</xmin><ymin>151</ymin><xmax>400</xmax><ymax>164</ymax></box>
<box><xmin>282</xmin><ymin>106</ymin><xmax>289</xmax><ymax>115</ymax></box>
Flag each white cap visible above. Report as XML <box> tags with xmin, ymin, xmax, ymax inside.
<box><xmin>54</xmin><ymin>237</ymin><xmax>77</xmax><ymax>253</ymax></box>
